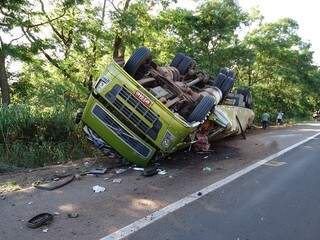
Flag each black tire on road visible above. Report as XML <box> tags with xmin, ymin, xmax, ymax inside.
<box><xmin>124</xmin><ymin>47</ymin><xmax>152</xmax><ymax>77</ymax></box>
<box><xmin>187</xmin><ymin>95</ymin><xmax>215</xmax><ymax>123</ymax></box>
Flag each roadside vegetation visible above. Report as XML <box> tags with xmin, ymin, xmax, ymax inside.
<box><xmin>1</xmin><ymin>0</ymin><xmax>319</xmax><ymax>169</ymax></box>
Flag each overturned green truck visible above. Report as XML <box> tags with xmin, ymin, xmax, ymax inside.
<box><xmin>81</xmin><ymin>47</ymin><xmax>254</xmax><ymax>166</ymax></box>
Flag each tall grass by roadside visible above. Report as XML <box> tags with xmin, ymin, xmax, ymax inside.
<box><xmin>0</xmin><ymin>104</ymin><xmax>91</xmax><ymax>170</ymax></box>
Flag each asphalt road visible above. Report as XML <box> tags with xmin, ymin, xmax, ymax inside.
<box><xmin>127</xmin><ymin>135</ymin><xmax>320</xmax><ymax>240</ymax></box>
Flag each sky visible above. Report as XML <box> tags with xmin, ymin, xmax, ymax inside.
<box><xmin>238</xmin><ymin>0</ymin><xmax>320</xmax><ymax>65</ymax></box>
<box><xmin>176</xmin><ymin>0</ymin><xmax>320</xmax><ymax>65</ymax></box>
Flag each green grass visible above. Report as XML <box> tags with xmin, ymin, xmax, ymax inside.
<box><xmin>0</xmin><ymin>104</ymin><xmax>92</xmax><ymax>170</ymax></box>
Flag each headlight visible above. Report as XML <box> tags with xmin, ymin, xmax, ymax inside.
<box><xmin>161</xmin><ymin>131</ymin><xmax>175</xmax><ymax>149</ymax></box>
<box><xmin>94</xmin><ymin>77</ymin><xmax>111</xmax><ymax>93</ymax></box>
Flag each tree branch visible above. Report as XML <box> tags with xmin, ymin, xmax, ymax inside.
<box><xmin>26</xmin><ymin>12</ymin><xmax>67</xmax><ymax>28</ymax></box>
<box><xmin>21</xmin><ymin>26</ymin><xmax>70</xmax><ymax>79</ymax></box>
<box><xmin>39</xmin><ymin>0</ymin><xmax>67</xmax><ymax>44</ymax></box>
<box><xmin>107</xmin><ymin>0</ymin><xmax>121</xmax><ymax>14</ymax></box>
<box><xmin>8</xmin><ymin>34</ymin><xmax>25</xmax><ymax>45</ymax></box>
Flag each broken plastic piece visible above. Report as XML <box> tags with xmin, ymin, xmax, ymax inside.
<box><xmin>202</xmin><ymin>166</ymin><xmax>212</xmax><ymax>172</ymax></box>
<box><xmin>133</xmin><ymin>167</ymin><xmax>144</xmax><ymax>171</ymax></box>
<box><xmin>157</xmin><ymin>169</ymin><xmax>167</xmax><ymax>175</ymax></box>
<box><xmin>112</xmin><ymin>178</ymin><xmax>122</xmax><ymax>183</ymax></box>
<box><xmin>92</xmin><ymin>185</ymin><xmax>106</xmax><ymax>193</ymax></box>
<box><xmin>67</xmin><ymin>213</ymin><xmax>79</xmax><ymax>218</ymax></box>
<box><xmin>89</xmin><ymin>167</ymin><xmax>107</xmax><ymax>174</ymax></box>
<box><xmin>115</xmin><ymin>168</ymin><xmax>128</xmax><ymax>174</ymax></box>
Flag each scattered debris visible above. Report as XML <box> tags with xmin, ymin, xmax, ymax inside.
<box><xmin>92</xmin><ymin>185</ymin><xmax>106</xmax><ymax>193</ymax></box>
<box><xmin>142</xmin><ymin>166</ymin><xmax>158</xmax><ymax>177</ymax></box>
<box><xmin>194</xmin><ymin>126</ymin><xmax>211</xmax><ymax>151</ymax></box>
<box><xmin>157</xmin><ymin>169</ymin><xmax>167</xmax><ymax>175</ymax></box>
<box><xmin>89</xmin><ymin>167</ymin><xmax>107</xmax><ymax>175</ymax></box>
<box><xmin>202</xmin><ymin>166</ymin><xmax>213</xmax><ymax>172</ymax></box>
<box><xmin>34</xmin><ymin>175</ymin><xmax>75</xmax><ymax>191</ymax></box>
<box><xmin>133</xmin><ymin>167</ymin><xmax>144</xmax><ymax>171</ymax></box>
<box><xmin>197</xmin><ymin>150</ymin><xmax>215</xmax><ymax>154</ymax></box>
<box><xmin>67</xmin><ymin>213</ymin><xmax>79</xmax><ymax>218</ymax></box>
<box><xmin>75</xmin><ymin>174</ymin><xmax>82</xmax><ymax>180</ymax></box>
<box><xmin>112</xmin><ymin>178</ymin><xmax>122</xmax><ymax>184</ymax></box>
<box><xmin>115</xmin><ymin>168</ymin><xmax>128</xmax><ymax>174</ymax></box>
<box><xmin>26</xmin><ymin>213</ymin><xmax>53</xmax><ymax>229</ymax></box>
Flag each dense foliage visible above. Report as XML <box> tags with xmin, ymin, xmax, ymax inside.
<box><xmin>1</xmin><ymin>0</ymin><xmax>319</xmax><ymax>168</ymax></box>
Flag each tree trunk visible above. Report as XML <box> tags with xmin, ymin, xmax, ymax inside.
<box><xmin>0</xmin><ymin>51</ymin><xmax>10</xmax><ymax>107</ymax></box>
<box><xmin>112</xmin><ymin>0</ymin><xmax>131</xmax><ymax>62</ymax></box>
<box><xmin>113</xmin><ymin>35</ymin><xmax>125</xmax><ymax>60</ymax></box>
<box><xmin>86</xmin><ymin>0</ymin><xmax>108</xmax><ymax>89</ymax></box>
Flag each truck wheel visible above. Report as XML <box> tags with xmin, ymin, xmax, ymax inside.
<box><xmin>212</xmin><ymin>69</ymin><xmax>235</xmax><ymax>99</ymax></box>
<box><xmin>124</xmin><ymin>47</ymin><xmax>152</xmax><ymax>77</ymax></box>
<box><xmin>236</xmin><ymin>89</ymin><xmax>253</xmax><ymax>109</ymax></box>
<box><xmin>187</xmin><ymin>96</ymin><xmax>215</xmax><ymax>123</ymax></box>
<box><xmin>170</xmin><ymin>53</ymin><xmax>185</xmax><ymax>68</ymax></box>
<box><xmin>177</xmin><ymin>56</ymin><xmax>194</xmax><ymax>75</ymax></box>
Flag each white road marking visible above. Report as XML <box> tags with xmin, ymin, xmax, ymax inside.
<box><xmin>100</xmin><ymin>132</ymin><xmax>320</xmax><ymax>240</ymax></box>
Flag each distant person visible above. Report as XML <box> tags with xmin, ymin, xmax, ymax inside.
<box><xmin>261</xmin><ymin>112</ymin><xmax>270</xmax><ymax>129</ymax></box>
<box><xmin>276</xmin><ymin>111</ymin><xmax>284</xmax><ymax>125</ymax></box>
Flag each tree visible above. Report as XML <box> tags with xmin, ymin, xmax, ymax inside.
<box><xmin>0</xmin><ymin>0</ymin><xmax>29</xmax><ymax>107</ymax></box>
<box><xmin>157</xmin><ymin>0</ymin><xmax>247</xmax><ymax>73</ymax></box>
<box><xmin>238</xmin><ymin>18</ymin><xmax>320</xmax><ymax>118</ymax></box>
<box><xmin>0</xmin><ymin>0</ymin><xmax>71</xmax><ymax>107</ymax></box>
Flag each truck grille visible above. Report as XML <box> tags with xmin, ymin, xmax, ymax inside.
<box><xmin>105</xmin><ymin>85</ymin><xmax>162</xmax><ymax>140</ymax></box>
<box><xmin>93</xmin><ymin>104</ymin><xmax>151</xmax><ymax>158</ymax></box>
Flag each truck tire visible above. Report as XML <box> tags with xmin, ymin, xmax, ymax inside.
<box><xmin>170</xmin><ymin>53</ymin><xmax>185</xmax><ymax>68</ymax></box>
<box><xmin>212</xmin><ymin>69</ymin><xmax>235</xmax><ymax>99</ymax></box>
<box><xmin>187</xmin><ymin>96</ymin><xmax>215</xmax><ymax>123</ymax></box>
<box><xmin>124</xmin><ymin>47</ymin><xmax>152</xmax><ymax>77</ymax></box>
<box><xmin>177</xmin><ymin>56</ymin><xmax>194</xmax><ymax>75</ymax></box>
